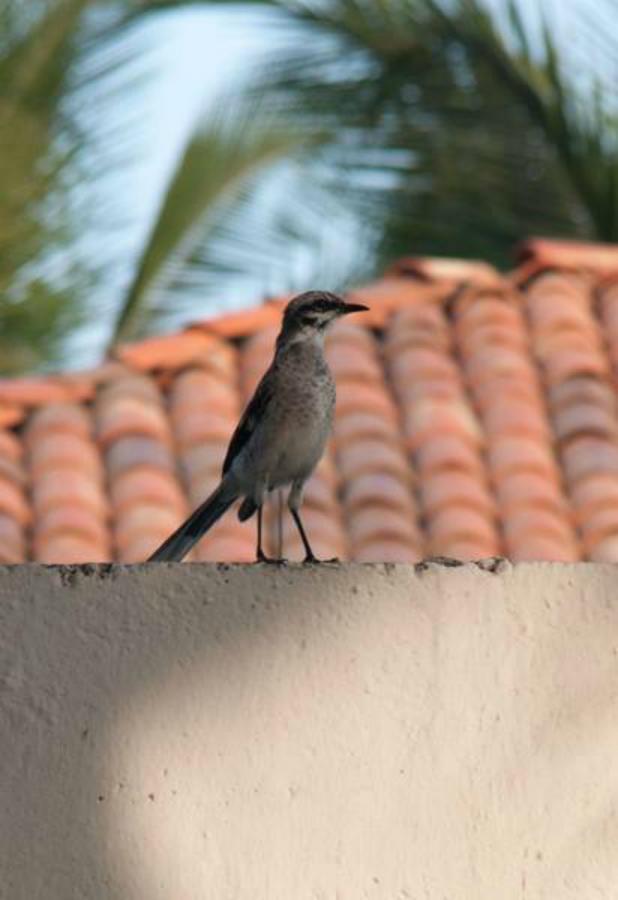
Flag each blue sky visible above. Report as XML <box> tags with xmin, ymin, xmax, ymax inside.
<box><xmin>122</xmin><ymin>7</ymin><xmax>283</xmax><ymax>250</ymax></box>
<box><xmin>126</xmin><ymin>9</ymin><xmax>259</xmax><ymax>242</ymax></box>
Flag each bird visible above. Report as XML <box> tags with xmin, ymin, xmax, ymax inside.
<box><xmin>148</xmin><ymin>290</ymin><xmax>368</xmax><ymax>563</ymax></box>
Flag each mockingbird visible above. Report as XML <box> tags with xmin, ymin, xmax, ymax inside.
<box><xmin>148</xmin><ymin>291</ymin><xmax>368</xmax><ymax>563</ymax></box>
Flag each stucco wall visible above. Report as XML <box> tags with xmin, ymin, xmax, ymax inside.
<box><xmin>1</xmin><ymin>560</ymin><xmax>617</xmax><ymax>899</ymax></box>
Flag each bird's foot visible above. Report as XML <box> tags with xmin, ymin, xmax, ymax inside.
<box><xmin>303</xmin><ymin>555</ymin><xmax>339</xmax><ymax>564</ymax></box>
<box><xmin>419</xmin><ymin>555</ymin><xmax>463</xmax><ymax>567</ymax></box>
<box><xmin>256</xmin><ymin>551</ymin><xmax>287</xmax><ymax>565</ymax></box>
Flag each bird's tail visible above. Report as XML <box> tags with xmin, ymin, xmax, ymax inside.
<box><xmin>148</xmin><ymin>480</ymin><xmax>238</xmax><ymax>562</ymax></box>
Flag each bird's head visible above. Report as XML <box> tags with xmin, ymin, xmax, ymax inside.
<box><xmin>281</xmin><ymin>291</ymin><xmax>368</xmax><ymax>339</ymax></box>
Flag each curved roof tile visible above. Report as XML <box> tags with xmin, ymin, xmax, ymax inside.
<box><xmin>5</xmin><ymin>237</ymin><xmax>618</xmax><ymax>562</ymax></box>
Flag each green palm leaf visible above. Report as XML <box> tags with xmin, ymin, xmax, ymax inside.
<box><xmin>0</xmin><ymin>0</ymin><xmax>178</xmax><ymax>372</ymax></box>
<box><xmin>429</xmin><ymin>0</ymin><xmax>618</xmax><ymax>238</ymax></box>
<box><xmin>0</xmin><ymin>0</ymin><xmax>92</xmax><ymax>373</ymax></box>
<box><xmin>110</xmin><ymin>103</ymin><xmax>319</xmax><ymax>343</ymax></box>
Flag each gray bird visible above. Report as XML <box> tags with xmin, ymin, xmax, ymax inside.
<box><xmin>148</xmin><ymin>291</ymin><xmax>368</xmax><ymax>563</ymax></box>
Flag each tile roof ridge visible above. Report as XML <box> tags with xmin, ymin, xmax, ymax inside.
<box><xmin>187</xmin><ymin>296</ymin><xmax>287</xmax><ymax>340</ymax></box>
<box><xmin>514</xmin><ymin>237</ymin><xmax>618</xmax><ymax>287</ymax></box>
<box><xmin>110</xmin><ymin>295</ymin><xmax>291</xmax><ymax>373</ymax></box>
<box><xmin>386</xmin><ymin>254</ymin><xmax>503</xmax><ymax>287</ymax></box>
<box><xmin>510</xmin><ymin>260</ymin><xmax>598</xmax><ymax>291</ymax></box>
<box><xmin>113</xmin><ymin>328</ymin><xmax>222</xmax><ymax>371</ymax></box>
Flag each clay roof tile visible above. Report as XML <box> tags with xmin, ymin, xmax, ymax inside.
<box><xmin>115</xmin><ymin>330</ymin><xmax>232</xmax><ymax>373</ymax></box>
<box><xmin>2</xmin><ymin>239</ymin><xmax>618</xmax><ymax>563</ymax></box>
<box><xmin>517</xmin><ymin>237</ymin><xmax>618</xmax><ymax>277</ymax></box>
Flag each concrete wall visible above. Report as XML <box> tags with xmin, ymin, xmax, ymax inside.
<box><xmin>1</xmin><ymin>560</ymin><xmax>617</xmax><ymax>900</ymax></box>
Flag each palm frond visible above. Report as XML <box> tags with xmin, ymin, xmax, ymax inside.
<box><xmin>0</xmin><ymin>0</ymin><xmax>93</xmax><ymax>371</ymax></box>
<box><xmin>430</xmin><ymin>0</ymin><xmax>618</xmax><ymax>238</ymax></box>
<box><xmin>110</xmin><ymin>101</ymin><xmax>320</xmax><ymax>344</ymax></box>
<box><xmin>0</xmin><ymin>271</ymin><xmax>89</xmax><ymax>375</ymax></box>
<box><xmin>145</xmin><ymin>161</ymin><xmax>378</xmax><ymax>332</ymax></box>
<box><xmin>0</xmin><ymin>0</ymin><xmax>89</xmax><ymax>108</ymax></box>
<box><xmin>0</xmin><ymin>0</ymin><xmax>164</xmax><ymax>371</ymax></box>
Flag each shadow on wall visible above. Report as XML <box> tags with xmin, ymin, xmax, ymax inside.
<box><xmin>1</xmin><ymin>562</ymin><xmax>618</xmax><ymax>899</ymax></box>
<box><xmin>2</xmin><ymin>563</ymin><xmax>432</xmax><ymax>900</ymax></box>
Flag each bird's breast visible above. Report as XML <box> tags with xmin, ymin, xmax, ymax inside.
<box><xmin>259</xmin><ymin>343</ymin><xmax>335</xmax><ymax>485</ymax></box>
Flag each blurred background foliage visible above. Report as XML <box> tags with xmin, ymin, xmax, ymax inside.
<box><xmin>0</xmin><ymin>0</ymin><xmax>616</xmax><ymax>373</ymax></box>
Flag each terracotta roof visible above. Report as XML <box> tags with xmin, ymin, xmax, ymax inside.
<box><xmin>4</xmin><ymin>237</ymin><xmax>618</xmax><ymax>564</ymax></box>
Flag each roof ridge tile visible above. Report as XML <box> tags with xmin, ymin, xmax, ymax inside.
<box><xmin>387</xmin><ymin>255</ymin><xmax>502</xmax><ymax>286</ymax></box>
<box><xmin>515</xmin><ymin>237</ymin><xmax>618</xmax><ymax>285</ymax></box>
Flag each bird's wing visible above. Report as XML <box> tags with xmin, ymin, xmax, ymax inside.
<box><xmin>222</xmin><ymin>364</ymin><xmax>276</xmax><ymax>475</ymax></box>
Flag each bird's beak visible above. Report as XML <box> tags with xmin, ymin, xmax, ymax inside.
<box><xmin>340</xmin><ymin>301</ymin><xmax>369</xmax><ymax>315</ymax></box>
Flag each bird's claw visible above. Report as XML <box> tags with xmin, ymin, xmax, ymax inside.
<box><xmin>256</xmin><ymin>552</ymin><xmax>287</xmax><ymax>565</ymax></box>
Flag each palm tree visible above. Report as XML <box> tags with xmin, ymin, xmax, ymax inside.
<box><xmin>0</xmin><ymin>0</ymin><xmax>164</xmax><ymax>371</ymax></box>
<box><xmin>0</xmin><ymin>0</ymin><xmax>89</xmax><ymax>372</ymax></box>
<box><xmin>3</xmin><ymin>0</ymin><xmax>617</xmax><ymax>367</ymax></box>
<box><xmin>107</xmin><ymin>103</ymin><xmax>370</xmax><ymax>343</ymax></box>
<box><xmin>0</xmin><ymin>0</ymin><xmax>363</xmax><ymax>365</ymax></box>
<box><xmin>111</xmin><ymin>0</ymin><xmax>618</xmax><ymax>345</ymax></box>
<box><xmin>0</xmin><ymin>1</ymin><xmax>317</xmax><ymax>369</ymax></box>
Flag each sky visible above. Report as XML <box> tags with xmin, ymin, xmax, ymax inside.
<box><xmin>124</xmin><ymin>9</ymin><xmax>262</xmax><ymax>251</ymax></box>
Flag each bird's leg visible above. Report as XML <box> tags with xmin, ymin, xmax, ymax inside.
<box><xmin>255</xmin><ymin>504</ymin><xmax>285</xmax><ymax>564</ymax></box>
<box><xmin>290</xmin><ymin>508</ymin><xmax>317</xmax><ymax>562</ymax></box>
<box><xmin>288</xmin><ymin>480</ymin><xmax>336</xmax><ymax>563</ymax></box>
<box><xmin>290</xmin><ymin>508</ymin><xmax>338</xmax><ymax>564</ymax></box>
<box><xmin>256</xmin><ymin>504</ymin><xmax>269</xmax><ymax>562</ymax></box>
<box><xmin>288</xmin><ymin>481</ymin><xmax>315</xmax><ymax>562</ymax></box>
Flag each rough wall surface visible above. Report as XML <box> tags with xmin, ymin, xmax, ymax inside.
<box><xmin>0</xmin><ymin>561</ymin><xmax>617</xmax><ymax>900</ymax></box>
